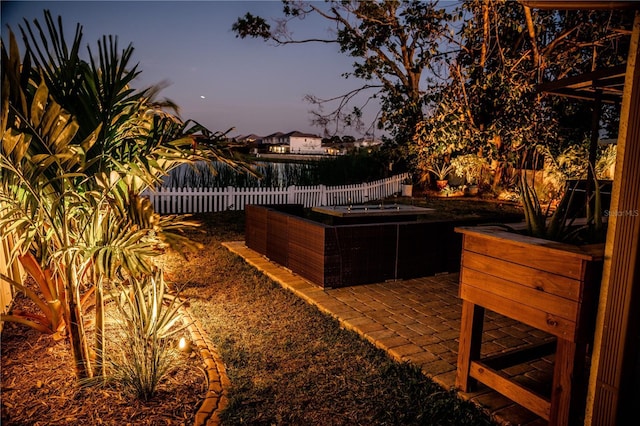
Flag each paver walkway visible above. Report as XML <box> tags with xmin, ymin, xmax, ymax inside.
<box><xmin>223</xmin><ymin>241</ymin><xmax>556</xmax><ymax>426</ymax></box>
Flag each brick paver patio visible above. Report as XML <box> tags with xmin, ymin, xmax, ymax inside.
<box><xmin>223</xmin><ymin>241</ymin><xmax>555</xmax><ymax>426</ymax></box>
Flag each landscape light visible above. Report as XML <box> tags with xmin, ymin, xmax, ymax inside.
<box><xmin>178</xmin><ymin>337</ymin><xmax>192</xmax><ymax>353</ymax></box>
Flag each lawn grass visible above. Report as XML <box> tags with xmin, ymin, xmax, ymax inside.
<box><xmin>161</xmin><ymin>209</ymin><xmax>497</xmax><ymax>425</ymax></box>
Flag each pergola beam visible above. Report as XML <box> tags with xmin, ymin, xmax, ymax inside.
<box><xmin>520</xmin><ymin>1</ymin><xmax>639</xmax><ymax>10</ymax></box>
<box><xmin>536</xmin><ymin>65</ymin><xmax>627</xmax><ymax>104</ymax></box>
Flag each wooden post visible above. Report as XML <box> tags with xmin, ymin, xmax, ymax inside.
<box><xmin>587</xmin><ymin>11</ymin><xmax>640</xmax><ymax>426</ymax></box>
<box><xmin>455</xmin><ymin>300</ymin><xmax>485</xmax><ymax>392</ymax></box>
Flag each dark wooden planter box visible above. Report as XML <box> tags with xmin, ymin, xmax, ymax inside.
<box><xmin>245</xmin><ymin>204</ymin><xmax>518</xmax><ymax>288</ymax></box>
<box><xmin>455</xmin><ymin>225</ymin><xmax>604</xmax><ymax>425</ymax></box>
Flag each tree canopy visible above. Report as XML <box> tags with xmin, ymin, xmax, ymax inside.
<box><xmin>415</xmin><ymin>1</ymin><xmax>631</xmax><ymax>187</ymax></box>
<box><xmin>233</xmin><ymin>0</ymin><xmax>454</xmax><ymax>144</ymax></box>
<box><xmin>233</xmin><ymin>1</ymin><xmax>632</xmax><ymax>189</ymax></box>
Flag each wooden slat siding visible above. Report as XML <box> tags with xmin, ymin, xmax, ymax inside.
<box><xmin>590</xmin><ymin>20</ymin><xmax>640</xmax><ymax>416</ymax></box>
<box><xmin>323</xmin><ymin>227</ymin><xmax>342</xmax><ymax>288</ymax></box>
<box><xmin>396</xmin><ymin>222</ymin><xmax>442</xmax><ymax>278</ymax></box>
<box><xmin>335</xmin><ymin>224</ymin><xmax>397</xmax><ymax>286</ymax></box>
<box><xmin>243</xmin><ymin>205</ymin><xmax>521</xmax><ymax>288</ymax></box>
<box><xmin>459</xmin><ymin>276</ymin><xmax>577</xmax><ymax>340</ymax></box>
<box><xmin>266</xmin><ymin>210</ymin><xmax>290</xmax><ymax>268</ymax></box>
<box><xmin>461</xmin><ymin>267</ymin><xmax>579</xmax><ymax>321</ymax></box>
<box><xmin>364</xmin><ymin>224</ymin><xmax>398</xmax><ymax>283</ymax></box>
<box><xmin>459</xmin><ymin>230</ymin><xmax>599</xmax><ymax>280</ymax></box>
<box><xmin>461</xmin><ymin>250</ymin><xmax>581</xmax><ymax>301</ymax></box>
<box><xmin>288</xmin><ymin>216</ymin><xmax>327</xmax><ymax>286</ymax></box>
<box><xmin>244</xmin><ymin>205</ymin><xmax>268</xmax><ymax>255</ymax></box>
<box><xmin>470</xmin><ymin>360</ymin><xmax>551</xmax><ymax>420</ymax></box>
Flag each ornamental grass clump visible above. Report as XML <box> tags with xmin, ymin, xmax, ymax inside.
<box><xmin>108</xmin><ymin>270</ymin><xmax>186</xmax><ymax>400</ymax></box>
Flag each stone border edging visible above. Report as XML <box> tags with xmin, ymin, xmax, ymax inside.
<box><xmin>180</xmin><ymin>306</ymin><xmax>230</xmax><ymax>426</ymax></box>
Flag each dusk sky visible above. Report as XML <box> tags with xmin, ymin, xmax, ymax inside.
<box><xmin>1</xmin><ymin>0</ymin><xmax>406</xmax><ymax>138</ymax></box>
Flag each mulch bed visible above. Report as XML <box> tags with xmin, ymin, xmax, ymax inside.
<box><xmin>1</xmin><ymin>293</ymin><xmax>206</xmax><ymax>426</ymax></box>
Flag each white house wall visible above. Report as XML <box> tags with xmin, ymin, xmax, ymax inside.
<box><xmin>289</xmin><ymin>136</ymin><xmax>323</xmax><ymax>154</ymax></box>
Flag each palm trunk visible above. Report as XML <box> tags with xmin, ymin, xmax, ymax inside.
<box><xmin>93</xmin><ymin>274</ymin><xmax>106</xmax><ymax>379</ymax></box>
<box><xmin>65</xmin><ymin>255</ymin><xmax>92</xmax><ymax>380</ymax></box>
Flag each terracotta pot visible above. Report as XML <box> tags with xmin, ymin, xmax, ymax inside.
<box><xmin>436</xmin><ymin>180</ymin><xmax>448</xmax><ymax>190</ymax></box>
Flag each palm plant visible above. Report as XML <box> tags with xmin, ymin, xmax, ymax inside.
<box><xmin>1</xmin><ymin>10</ymin><xmax>242</xmax><ymax>385</ymax></box>
<box><xmin>1</xmin><ymin>63</ymin><xmax>100</xmax><ymax>377</ymax></box>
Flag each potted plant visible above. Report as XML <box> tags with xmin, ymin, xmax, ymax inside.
<box><xmin>451</xmin><ymin>154</ymin><xmax>487</xmax><ymax>196</ymax></box>
<box><xmin>427</xmin><ymin>161</ymin><xmax>455</xmax><ymax>190</ymax></box>
<box><xmin>455</xmin><ymin>171</ymin><xmax>606</xmax><ymax>426</ymax></box>
<box><xmin>401</xmin><ymin>176</ymin><xmax>413</xmax><ymax>197</ymax></box>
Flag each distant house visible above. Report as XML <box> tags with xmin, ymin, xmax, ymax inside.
<box><xmin>262</xmin><ymin>130</ymin><xmax>323</xmax><ymax>155</ymax></box>
<box><xmin>236</xmin><ymin>134</ymin><xmax>263</xmax><ymax>144</ymax></box>
<box><xmin>324</xmin><ymin>143</ymin><xmax>349</xmax><ymax>156</ymax></box>
<box><xmin>262</xmin><ymin>132</ymin><xmax>285</xmax><ymax>145</ymax></box>
<box><xmin>269</xmin><ymin>144</ymin><xmax>289</xmax><ymax>154</ymax></box>
<box><xmin>354</xmin><ymin>137</ymin><xmax>384</xmax><ymax>148</ymax></box>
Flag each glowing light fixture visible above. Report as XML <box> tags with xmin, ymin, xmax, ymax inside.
<box><xmin>178</xmin><ymin>337</ymin><xmax>192</xmax><ymax>353</ymax></box>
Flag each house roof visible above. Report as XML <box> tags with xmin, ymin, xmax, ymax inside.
<box><xmin>520</xmin><ymin>1</ymin><xmax>639</xmax><ymax>10</ymax></box>
<box><xmin>285</xmin><ymin>131</ymin><xmax>322</xmax><ymax>138</ymax></box>
<box><xmin>263</xmin><ymin>132</ymin><xmax>285</xmax><ymax>139</ymax></box>
<box><xmin>234</xmin><ymin>134</ymin><xmax>264</xmax><ymax>144</ymax></box>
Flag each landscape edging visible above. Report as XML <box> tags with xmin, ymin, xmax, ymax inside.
<box><xmin>180</xmin><ymin>306</ymin><xmax>230</xmax><ymax>426</ymax></box>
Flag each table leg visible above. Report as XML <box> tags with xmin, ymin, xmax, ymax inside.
<box><xmin>456</xmin><ymin>300</ymin><xmax>485</xmax><ymax>392</ymax></box>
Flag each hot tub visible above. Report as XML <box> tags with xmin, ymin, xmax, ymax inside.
<box><xmin>245</xmin><ymin>204</ymin><xmax>521</xmax><ymax>288</ymax></box>
<box><xmin>311</xmin><ymin>204</ymin><xmax>434</xmax><ymax>224</ymax></box>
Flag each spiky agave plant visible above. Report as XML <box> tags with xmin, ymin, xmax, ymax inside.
<box><xmin>107</xmin><ymin>269</ymin><xmax>187</xmax><ymax>400</ymax></box>
<box><xmin>518</xmin><ymin>166</ymin><xmax>605</xmax><ymax>244</ymax></box>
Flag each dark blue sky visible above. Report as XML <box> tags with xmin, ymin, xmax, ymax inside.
<box><xmin>2</xmin><ymin>0</ymin><xmax>389</xmax><ymax>138</ymax></box>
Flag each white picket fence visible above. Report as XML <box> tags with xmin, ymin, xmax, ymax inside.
<box><xmin>145</xmin><ymin>173</ymin><xmax>409</xmax><ymax>214</ymax></box>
